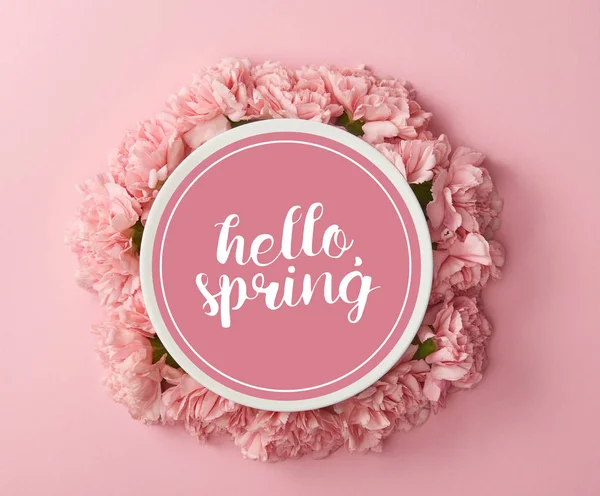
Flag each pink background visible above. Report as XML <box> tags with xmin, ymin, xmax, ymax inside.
<box><xmin>1</xmin><ymin>1</ymin><xmax>598</xmax><ymax>495</ymax></box>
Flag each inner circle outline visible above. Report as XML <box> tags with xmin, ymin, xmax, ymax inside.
<box><xmin>158</xmin><ymin>139</ymin><xmax>416</xmax><ymax>393</ymax></box>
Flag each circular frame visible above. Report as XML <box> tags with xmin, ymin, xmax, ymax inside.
<box><xmin>140</xmin><ymin>119</ymin><xmax>433</xmax><ymax>412</ymax></box>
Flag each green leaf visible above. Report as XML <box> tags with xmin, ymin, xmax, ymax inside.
<box><xmin>412</xmin><ymin>337</ymin><xmax>437</xmax><ymax>361</ymax></box>
<box><xmin>131</xmin><ymin>220</ymin><xmax>144</xmax><ymax>255</ymax></box>
<box><xmin>149</xmin><ymin>335</ymin><xmax>180</xmax><ymax>369</ymax></box>
<box><xmin>335</xmin><ymin>111</ymin><xmax>352</xmax><ymax>128</ymax></box>
<box><xmin>346</xmin><ymin>119</ymin><xmax>364</xmax><ymax>136</ymax></box>
<box><xmin>335</xmin><ymin>111</ymin><xmax>365</xmax><ymax>137</ymax></box>
<box><xmin>410</xmin><ymin>180</ymin><xmax>433</xmax><ymax>212</ymax></box>
<box><xmin>227</xmin><ymin>116</ymin><xmax>251</xmax><ymax>128</ymax></box>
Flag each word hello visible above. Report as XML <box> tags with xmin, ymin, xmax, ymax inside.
<box><xmin>195</xmin><ymin>202</ymin><xmax>379</xmax><ymax>328</ymax></box>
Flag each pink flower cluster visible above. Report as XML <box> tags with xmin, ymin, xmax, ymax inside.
<box><xmin>67</xmin><ymin>59</ymin><xmax>504</xmax><ymax>461</ymax></box>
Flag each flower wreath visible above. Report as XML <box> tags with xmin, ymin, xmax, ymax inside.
<box><xmin>67</xmin><ymin>59</ymin><xmax>504</xmax><ymax>461</ymax></box>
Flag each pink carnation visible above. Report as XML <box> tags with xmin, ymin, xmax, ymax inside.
<box><xmin>180</xmin><ymin>114</ymin><xmax>231</xmax><ymax>151</ymax></box>
<box><xmin>474</xmin><ymin>168</ymin><xmax>504</xmax><ymax>239</ymax></box>
<box><xmin>111</xmin><ymin>289</ymin><xmax>154</xmax><ymax>337</ymax></box>
<box><xmin>318</xmin><ymin>66</ymin><xmax>431</xmax><ymax>143</ymax></box>
<box><xmin>228</xmin><ymin>409</ymin><xmax>291</xmax><ymax>461</ymax></box>
<box><xmin>325</xmin><ymin>64</ymin><xmax>379</xmax><ymax>82</ymax></box>
<box><xmin>109</xmin><ymin>115</ymin><xmax>185</xmax><ymax>214</ymax></box>
<box><xmin>432</xmin><ymin>233</ymin><xmax>492</xmax><ymax>301</ymax></box>
<box><xmin>333</xmin><ymin>359</ymin><xmax>430</xmax><ymax>453</ymax></box>
<box><xmin>360</xmin><ymin>79</ymin><xmax>431</xmax><ymax>143</ymax></box>
<box><xmin>249</xmin><ymin>62</ymin><xmax>297</xmax><ymax>118</ymax></box>
<box><xmin>376</xmin><ymin>134</ymin><xmax>451</xmax><ymax>184</ymax></box>
<box><xmin>162</xmin><ymin>373</ymin><xmax>239</xmax><ymax>440</ymax></box>
<box><xmin>272</xmin><ymin>410</ymin><xmax>344</xmax><ymax>459</ymax></box>
<box><xmin>66</xmin><ymin>174</ymin><xmax>141</xmax><ymax>306</ymax></box>
<box><xmin>168</xmin><ymin>58</ymin><xmax>253</xmax><ymax>127</ymax></box>
<box><xmin>228</xmin><ymin>407</ymin><xmax>343</xmax><ymax>461</ymax></box>
<box><xmin>418</xmin><ymin>295</ymin><xmax>491</xmax><ymax>406</ymax></box>
<box><xmin>325</xmin><ymin>70</ymin><xmax>370</xmax><ymax>115</ymax></box>
<box><xmin>166</xmin><ymin>59</ymin><xmax>254</xmax><ymax>150</ymax></box>
<box><xmin>292</xmin><ymin>66</ymin><xmax>344</xmax><ymax>122</ymax></box>
<box><xmin>249</xmin><ymin>64</ymin><xmax>344</xmax><ymax>122</ymax></box>
<box><xmin>427</xmin><ymin>146</ymin><xmax>502</xmax><ymax>242</ymax></box>
<box><xmin>93</xmin><ymin>321</ymin><xmax>166</xmax><ymax>423</ymax></box>
<box><xmin>478</xmin><ymin>240</ymin><xmax>505</xmax><ymax>290</ymax></box>
<box><xmin>250</xmin><ymin>61</ymin><xmax>297</xmax><ymax>117</ymax></box>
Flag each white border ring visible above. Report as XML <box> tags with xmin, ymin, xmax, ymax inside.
<box><xmin>140</xmin><ymin>120</ymin><xmax>432</xmax><ymax>412</ymax></box>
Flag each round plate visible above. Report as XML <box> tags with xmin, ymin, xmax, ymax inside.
<box><xmin>140</xmin><ymin>119</ymin><xmax>432</xmax><ymax>412</ymax></box>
